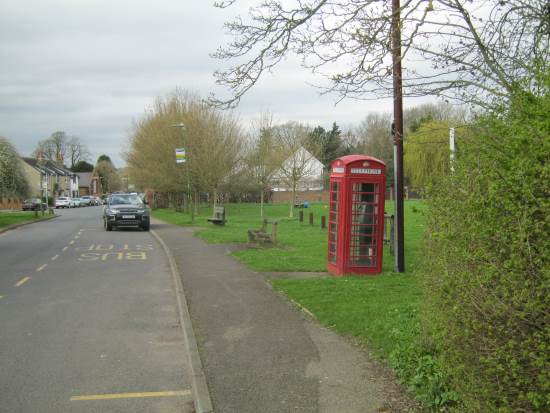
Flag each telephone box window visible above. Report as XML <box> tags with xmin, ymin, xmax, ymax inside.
<box><xmin>328</xmin><ymin>181</ymin><xmax>339</xmax><ymax>264</ymax></box>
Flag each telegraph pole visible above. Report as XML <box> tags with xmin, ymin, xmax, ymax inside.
<box><xmin>392</xmin><ymin>0</ymin><xmax>405</xmax><ymax>272</ymax></box>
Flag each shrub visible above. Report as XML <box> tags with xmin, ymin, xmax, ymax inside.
<box><xmin>421</xmin><ymin>75</ymin><xmax>550</xmax><ymax>411</ymax></box>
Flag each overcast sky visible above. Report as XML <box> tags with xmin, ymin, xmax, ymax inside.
<box><xmin>1</xmin><ymin>0</ymin><xmax>432</xmax><ymax>167</ymax></box>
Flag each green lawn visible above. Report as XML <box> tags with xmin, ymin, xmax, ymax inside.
<box><xmin>0</xmin><ymin>211</ymin><xmax>52</xmax><ymax>229</ymax></box>
<box><xmin>152</xmin><ymin>201</ymin><xmax>426</xmax><ymax>357</ymax></box>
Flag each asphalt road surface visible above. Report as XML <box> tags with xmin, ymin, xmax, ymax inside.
<box><xmin>0</xmin><ymin>206</ymin><xmax>194</xmax><ymax>412</ymax></box>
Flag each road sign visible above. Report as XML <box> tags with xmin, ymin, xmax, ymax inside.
<box><xmin>175</xmin><ymin>148</ymin><xmax>186</xmax><ymax>164</ymax></box>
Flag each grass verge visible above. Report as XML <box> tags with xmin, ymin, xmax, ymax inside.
<box><xmin>0</xmin><ymin>211</ymin><xmax>52</xmax><ymax>229</ymax></box>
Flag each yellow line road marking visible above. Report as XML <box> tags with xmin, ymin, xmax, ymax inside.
<box><xmin>36</xmin><ymin>264</ymin><xmax>47</xmax><ymax>272</ymax></box>
<box><xmin>70</xmin><ymin>390</ymin><xmax>192</xmax><ymax>401</ymax></box>
<box><xmin>62</xmin><ymin>246</ymin><xmax>68</xmax><ymax>252</ymax></box>
<box><xmin>51</xmin><ymin>254</ymin><xmax>59</xmax><ymax>261</ymax></box>
<box><xmin>15</xmin><ymin>277</ymin><xmax>30</xmax><ymax>287</ymax></box>
<box><xmin>0</xmin><ymin>295</ymin><xmax>4</xmax><ymax>299</ymax></box>
<box><xmin>69</xmin><ymin>240</ymin><xmax>75</xmax><ymax>245</ymax></box>
<box><xmin>74</xmin><ymin>236</ymin><xmax>79</xmax><ymax>239</ymax></box>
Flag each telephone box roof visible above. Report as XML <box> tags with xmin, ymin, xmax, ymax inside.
<box><xmin>332</xmin><ymin>155</ymin><xmax>385</xmax><ymax>167</ymax></box>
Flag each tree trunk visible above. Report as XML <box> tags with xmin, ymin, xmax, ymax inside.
<box><xmin>289</xmin><ymin>182</ymin><xmax>296</xmax><ymax>218</ymax></box>
<box><xmin>213</xmin><ymin>187</ymin><xmax>218</xmax><ymax>208</ymax></box>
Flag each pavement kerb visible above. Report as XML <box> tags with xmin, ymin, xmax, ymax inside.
<box><xmin>151</xmin><ymin>229</ymin><xmax>214</xmax><ymax>413</ymax></box>
<box><xmin>0</xmin><ymin>214</ymin><xmax>58</xmax><ymax>234</ymax></box>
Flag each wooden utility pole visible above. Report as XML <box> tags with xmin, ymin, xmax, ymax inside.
<box><xmin>392</xmin><ymin>0</ymin><xmax>405</xmax><ymax>272</ymax></box>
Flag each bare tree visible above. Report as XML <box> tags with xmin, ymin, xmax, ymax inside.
<box><xmin>211</xmin><ymin>1</ymin><xmax>549</xmax><ymax>108</ymax></box>
<box><xmin>33</xmin><ymin>131</ymin><xmax>90</xmax><ymax>168</ymax></box>
<box><xmin>67</xmin><ymin>136</ymin><xmax>91</xmax><ymax>169</ymax></box>
<box><xmin>246</xmin><ymin>112</ymin><xmax>284</xmax><ymax>217</ymax></box>
<box><xmin>271</xmin><ymin>122</ymin><xmax>320</xmax><ymax>217</ymax></box>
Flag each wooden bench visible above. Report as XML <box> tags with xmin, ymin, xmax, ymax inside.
<box><xmin>207</xmin><ymin>206</ymin><xmax>226</xmax><ymax>225</ymax></box>
<box><xmin>248</xmin><ymin>219</ymin><xmax>278</xmax><ymax>246</ymax></box>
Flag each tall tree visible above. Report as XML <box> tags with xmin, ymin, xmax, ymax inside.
<box><xmin>211</xmin><ymin>1</ymin><xmax>549</xmax><ymax>108</ymax></box>
<box><xmin>0</xmin><ymin>137</ymin><xmax>29</xmax><ymax>199</ymax></box>
<box><xmin>404</xmin><ymin>120</ymin><xmax>463</xmax><ymax>190</ymax></box>
<box><xmin>125</xmin><ymin>90</ymin><xmax>243</xmax><ymax>211</ymax></box>
<box><xmin>71</xmin><ymin>160</ymin><xmax>94</xmax><ymax>172</ymax></box>
<box><xmin>247</xmin><ymin>112</ymin><xmax>283</xmax><ymax>217</ymax></box>
<box><xmin>95</xmin><ymin>155</ymin><xmax>121</xmax><ymax>194</ymax></box>
<box><xmin>34</xmin><ymin>131</ymin><xmax>89</xmax><ymax>168</ymax></box>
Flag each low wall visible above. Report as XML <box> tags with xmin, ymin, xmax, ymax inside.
<box><xmin>271</xmin><ymin>190</ymin><xmax>328</xmax><ymax>204</ymax></box>
<box><xmin>0</xmin><ymin>197</ymin><xmax>22</xmax><ymax>210</ymax></box>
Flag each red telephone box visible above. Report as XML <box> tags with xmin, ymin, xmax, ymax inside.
<box><xmin>327</xmin><ymin>155</ymin><xmax>386</xmax><ymax>276</ymax></box>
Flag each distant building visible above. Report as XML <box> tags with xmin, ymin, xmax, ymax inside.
<box><xmin>271</xmin><ymin>147</ymin><xmax>324</xmax><ymax>192</ymax></box>
<box><xmin>22</xmin><ymin>158</ymin><xmax>79</xmax><ymax>199</ymax></box>
<box><xmin>76</xmin><ymin>172</ymin><xmax>100</xmax><ymax>196</ymax></box>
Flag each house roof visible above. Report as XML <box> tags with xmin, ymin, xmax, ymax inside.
<box><xmin>76</xmin><ymin>172</ymin><xmax>93</xmax><ymax>187</ymax></box>
<box><xmin>22</xmin><ymin>157</ymin><xmax>76</xmax><ymax>177</ymax></box>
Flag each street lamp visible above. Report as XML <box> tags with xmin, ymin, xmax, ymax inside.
<box><xmin>172</xmin><ymin>122</ymin><xmax>194</xmax><ymax>223</ymax></box>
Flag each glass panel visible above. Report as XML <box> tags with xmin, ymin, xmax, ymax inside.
<box><xmin>328</xmin><ymin>181</ymin><xmax>339</xmax><ymax>263</ymax></box>
<box><xmin>349</xmin><ymin>182</ymin><xmax>379</xmax><ymax>267</ymax></box>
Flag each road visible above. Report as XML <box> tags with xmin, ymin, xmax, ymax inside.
<box><xmin>0</xmin><ymin>206</ymin><xmax>194</xmax><ymax>412</ymax></box>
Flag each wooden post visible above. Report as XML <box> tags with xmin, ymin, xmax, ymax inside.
<box><xmin>271</xmin><ymin>221</ymin><xmax>278</xmax><ymax>245</ymax></box>
<box><xmin>262</xmin><ymin>219</ymin><xmax>268</xmax><ymax>232</ymax></box>
<box><xmin>309</xmin><ymin>212</ymin><xmax>314</xmax><ymax>226</ymax></box>
<box><xmin>299</xmin><ymin>210</ymin><xmax>303</xmax><ymax>222</ymax></box>
<box><xmin>321</xmin><ymin>215</ymin><xmax>326</xmax><ymax>229</ymax></box>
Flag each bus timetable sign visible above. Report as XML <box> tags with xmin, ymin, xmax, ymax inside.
<box><xmin>175</xmin><ymin>148</ymin><xmax>186</xmax><ymax>164</ymax></box>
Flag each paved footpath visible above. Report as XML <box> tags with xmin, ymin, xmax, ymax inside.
<box><xmin>152</xmin><ymin>218</ymin><xmax>415</xmax><ymax>413</ymax></box>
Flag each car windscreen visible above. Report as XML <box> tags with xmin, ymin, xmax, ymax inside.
<box><xmin>109</xmin><ymin>195</ymin><xmax>144</xmax><ymax>206</ymax></box>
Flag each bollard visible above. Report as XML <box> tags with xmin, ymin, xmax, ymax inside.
<box><xmin>321</xmin><ymin>215</ymin><xmax>326</xmax><ymax>229</ymax></box>
<box><xmin>299</xmin><ymin>210</ymin><xmax>304</xmax><ymax>222</ymax></box>
<box><xmin>309</xmin><ymin>212</ymin><xmax>314</xmax><ymax>226</ymax></box>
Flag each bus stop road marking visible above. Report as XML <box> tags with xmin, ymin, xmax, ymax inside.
<box><xmin>36</xmin><ymin>264</ymin><xmax>47</xmax><ymax>272</ymax></box>
<box><xmin>62</xmin><ymin>246</ymin><xmax>68</xmax><ymax>252</ymax></box>
<box><xmin>51</xmin><ymin>254</ymin><xmax>59</xmax><ymax>261</ymax></box>
<box><xmin>69</xmin><ymin>240</ymin><xmax>75</xmax><ymax>245</ymax></box>
<box><xmin>15</xmin><ymin>277</ymin><xmax>30</xmax><ymax>287</ymax></box>
<box><xmin>70</xmin><ymin>389</ymin><xmax>192</xmax><ymax>401</ymax></box>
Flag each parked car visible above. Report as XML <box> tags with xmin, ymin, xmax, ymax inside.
<box><xmin>55</xmin><ymin>197</ymin><xmax>72</xmax><ymax>209</ymax></box>
<box><xmin>80</xmin><ymin>195</ymin><xmax>92</xmax><ymax>206</ymax></box>
<box><xmin>22</xmin><ymin>198</ymin><xmax>47</xmax><ymax>211</ymax></box>
<box><xmin>103</xmin><ymin>193</ymin><xmax>150</xmax><ymax>231</ymax></box>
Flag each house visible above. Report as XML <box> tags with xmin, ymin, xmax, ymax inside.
<box><xmin>76</xmin><ymin>172</ymin><xmax>100</xmax><ymax>196</ymax></box>
<box><xmin>22</xmin><ymin>158</ymin><xmax>79</xmax><ymax>200</ymax></box>
<box><xmin>271</xmin><ymin>147</ymin><xmax>327</xmax><ymax>203</ymax></box>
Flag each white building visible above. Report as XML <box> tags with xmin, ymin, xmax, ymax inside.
<box><xmin>271</xmin><ymin>147</ymin><xmax>324</xmax><ymax>192</ymax></box>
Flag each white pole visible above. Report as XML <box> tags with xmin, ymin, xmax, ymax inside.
<box><xmin>450</xmin><ymin>127</ymin><xmax>456</xmax><ymax>173</ymax></box>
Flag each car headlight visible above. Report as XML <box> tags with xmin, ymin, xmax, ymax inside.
<box><xmin>137</xmin><ymin>209</ymin><xmax>148</xmax><ymax>215</ymax></box>
<box><xmin>105</xmin><ymin>208</ymin><xmax>116</xmax><ymax>215</ymax></box>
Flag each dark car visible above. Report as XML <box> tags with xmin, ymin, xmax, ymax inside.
<box><xmin>103</xmin><ymin>193</ymin><xmax>150</xmax><ymax>231</ymax></box>
<box><xmin>22</xmin><ymin>198</ymin><xmax>47</xmax><ymax>211</ymax></box>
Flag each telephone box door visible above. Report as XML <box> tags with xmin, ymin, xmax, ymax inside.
<box><xmin>348</xmin><ymin>180</ymin><xmax>384</xmax><ymax>273</ymax></box>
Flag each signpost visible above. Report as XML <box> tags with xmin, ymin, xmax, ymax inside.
<box><xmin>175</xmin><ymin>148</ymin><xmax>186</xmax><ymax>164</ymax></box>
